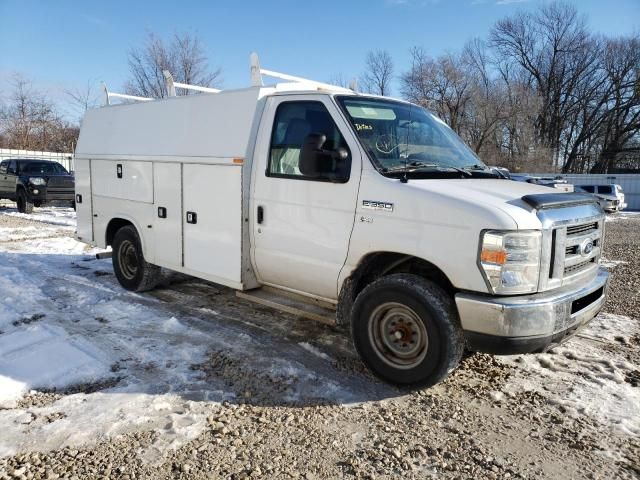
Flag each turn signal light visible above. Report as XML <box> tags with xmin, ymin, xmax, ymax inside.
<box><xmin>480</xmin><ymin>249</ymin><xmax>508</xmax><ymax>265</ymax></box>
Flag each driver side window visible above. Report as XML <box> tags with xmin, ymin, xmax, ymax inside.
<box><xmin>268</xmin><ymin>101</ymin><xmax>351</xmax><ymax>183</ymax></box>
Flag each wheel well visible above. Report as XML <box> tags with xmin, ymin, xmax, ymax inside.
<box><xmin>336</xmin><ymin>252</ymin><xmax>455</xmax><ymax>326</ymax></box>
<box><xmin>105</xmin><ymin>218</ymin><xmax>134</xmax><ymax>246</ymax></box>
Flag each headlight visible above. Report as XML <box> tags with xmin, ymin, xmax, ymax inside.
<box><xmin>29</xmin><ymin>177</ymin><xmax>46</xmax><ymax>185</ymax></box>
<box><xmin>478</xmin><ymin>230</ymin><xmax>542</xmax><ymax>294</ymax></box>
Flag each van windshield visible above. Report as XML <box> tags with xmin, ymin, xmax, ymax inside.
<box><xmin>337</xmin><ymin>96</ymin><xmax>491</xmax><ymax>178</ymax></box>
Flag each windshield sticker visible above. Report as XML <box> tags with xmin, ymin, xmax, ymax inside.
<box><xmin>355</xmin><ymin>123</ymin><xmax>373</xmax><ymax>131</ymax></box>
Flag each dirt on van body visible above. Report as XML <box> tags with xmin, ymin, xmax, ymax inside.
<box><xmin>0</xmin><ymin>207</ymin><xmax>638</xmax><ymax>480</ymax></box>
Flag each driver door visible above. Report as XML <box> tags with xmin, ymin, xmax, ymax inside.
<box><xmin>251</xmin><ymin>95</ymin><xmax>362</xmax><ymax>300</ymax></box>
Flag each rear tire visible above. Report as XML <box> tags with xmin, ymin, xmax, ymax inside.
<box><xmin>112</xmin><ymin>225</ymin><xmax>161</xmax><ymax>292</ymax></box>
<box><xmin>351</xmin><ymin>274</ymin><xmax>464</xmax><ymax>388</ymax></box>
<box><xmin>17</xmin><ymin>190</ymin><xmax>34</xmax><ymax>214</ymax></box>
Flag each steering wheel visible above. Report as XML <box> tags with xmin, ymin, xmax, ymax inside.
<box><xmin>375</xmin><ymin>134</ymin><xmax>398</xmax><ymax>154</ymax></box>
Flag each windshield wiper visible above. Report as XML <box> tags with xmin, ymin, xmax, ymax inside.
<box><xmin>462</xmin><ymin>164</ymin><xmax>508</xmax><ymax>178</ymax></box>
<box><xmin>384</xmin><ymin>162</ymin><xmax>471</xmax><ymax>177</ymax></box>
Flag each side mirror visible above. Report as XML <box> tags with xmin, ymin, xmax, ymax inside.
<box><xmin>299</xmin><ymin>133</ymin><xmax>350</xmax><ymax>182</ymax></box>
<box><xmin>299</xmin><ymin>133</ymin><xmax>329</xmax><ymax>177</ymax></box>
<box><xmin>332</xmin><ymin>147</ymin><xmax>349</xmax><ymax>161</ymax></box>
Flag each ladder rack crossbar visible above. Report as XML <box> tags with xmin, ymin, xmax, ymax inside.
<box><xmin>173</xmin><ymin>82</ymin><xmax>221</xmax><ymax>94</ymax></box>
<box><xmin>101</xmin><ymin>82</ymin><xmax>152</xmax><ymax>106</ymax></box>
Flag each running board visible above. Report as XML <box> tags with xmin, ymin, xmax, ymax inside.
<box><xmin>235</xmin><ymin>287</ymin><xmax>336</xmax><ymax>326</ymax></box>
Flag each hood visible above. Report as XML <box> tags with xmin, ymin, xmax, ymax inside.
<box><xmin>406</xmin><ymin>178</ymin><xmax>556</xmax><ymax>229</ymax></box>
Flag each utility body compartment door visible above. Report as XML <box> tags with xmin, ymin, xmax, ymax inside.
<box><xmin>153</xmin><ymin>162</ymin><xmax>182</xmax><ymax>269</ymax></box>
<box><xmin>74</xmin><ymin>158</ymin><xmax>93</xmax><ymax>243</ymax></box>
<box><xmin>182</xmin><ymin>164</ymin><xmax>242</xmax><ymax>286</ymax></box>
<box><xmin>91</xmin><ymin>160</ymin><xmax>153</xmax><ymax>203</ymax></box>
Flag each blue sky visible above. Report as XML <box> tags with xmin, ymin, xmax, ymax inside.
<box><xmin>0</xmin><ymin>0</ymin><xmax>638</xmax><ymax>119</ymax></box>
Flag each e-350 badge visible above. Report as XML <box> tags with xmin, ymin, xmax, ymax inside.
<box><xmin>362</xmin><ymin>200</ymin><xmax>394</xmax><ymax>212</ymax></box>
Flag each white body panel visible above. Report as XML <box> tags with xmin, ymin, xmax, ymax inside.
<box><xmin>77</xmin><ymin>88</ymin><xmax>262</xmax><ymax>160</ymax></box>
<box><xmin>339</xmin><ymin>170</ymin><xmax>552</xmax><ymax>295</ymax></box>
<box><xmin>183</xmin><ymin>164</ymin><xmax>242</xmax><ymax>284</ymax></box>
<box><xmin>74</xmin><ymin>158</ymin><xmax>93</xmax><ymax>243</ymax></box>
<box><xmin>153</xmin><ymin>162</ymin><xmax>182</xmax><ymax>269</ymax></box>
<box><xmin>92</xmin><ymin>160</ymin><xmax>153</xmax><ymax>203</ymax></box>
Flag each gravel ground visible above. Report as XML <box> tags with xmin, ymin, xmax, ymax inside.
<box><xmin>0</xmin><ymin>208</ymin><xmax>638</xmax><ymax>480</ymax></box>
<box><xmin>603</xmin><ymin>213</ymin><xmax>640</xmax><ymax>319</ymax></box>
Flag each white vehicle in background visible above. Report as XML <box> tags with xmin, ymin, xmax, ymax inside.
<box><xmin>511</xmin><ymin>174</ymin><xmax>574</xmax><ymax>192</ymax></box>
<box><xmin>74</xmin><ymin>54</ymin><xmax>609</xmax><ymax>387</ymax></box>
<box><xmin>574</xmin><ymin>184</ymin><xmax>627</xmax><ymax>213</ymax></box>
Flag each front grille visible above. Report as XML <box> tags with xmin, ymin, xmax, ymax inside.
<box><xmin>565</xmin><ymin>258</ymin><xmax>596</xmax><ymax>274</ymax></box>
<box><xmin>47</xmin><ymin>188</ymin><xmax>74</xmax><ymax>193</ymax></box>
<box><xmin>548</xmin><ymin>218</ymin><xmax>603</xmax><ymax>284</ymax></box>
<box><xmin>566</xmin><ymin>222</ymin><xmax>597</xmax><ymax>236</ymax></box>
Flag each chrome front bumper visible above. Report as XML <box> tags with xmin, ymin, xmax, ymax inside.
<box><xmin>455</xmin><ymin>268</ymin><xmax>609</xmax><ymax>354</ymax></box>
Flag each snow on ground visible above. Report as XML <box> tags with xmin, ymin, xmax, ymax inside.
<box><xmin>498</xmin><ymin>313</ymin><xmax>640</xmax><ymax>437</ymax></box>
<box><xmin>605</xmin><ymin>210</ymin><xmax>640</xmax><ymax>222</ymax></box>
<box><xmin>2</xmin><ymin>207</ymin><xmax>76</xmax><ymax>227</ymax></box>
<box><xmin>0</xmin><ymin>206</ymin><xmax>387</xmax><ymax>459</ymax></box>
<box><xmin>0</xmin><ymin>325</ymin><xmax>112</xmax><ymax>407</ymax></box>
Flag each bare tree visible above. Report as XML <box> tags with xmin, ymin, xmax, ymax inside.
<box><xmin>361</xmin><ymin>50</ymin><xmax>394</xmax><ymax>96</ymax></box>
<box><xmin>490</xmin><ymin>2</ymin><xmax>596</xmax><ymax>169</ymax></box>
<box><xmin>0</xmin><ymin>74</ymin><xmax>77</xmax><ymax>152</ymax></box>
<box><xmin>327</xmin><ymin>73</ymin><xmax>353</xmax><ymax>89</ymax></box>
<box><xmin>125</xmin><ymin>32</ymin><xmax>222</xmax><ymax>98</ymax></box>
<box><xmin>65</xmin><ymin>79</ymin><xmax>100</xmax><ymax>118</ymax></box>
<box><xmin>401</xmin><ymin>47</ymin><xmax>472</xmax><ymax>134</ymax></box>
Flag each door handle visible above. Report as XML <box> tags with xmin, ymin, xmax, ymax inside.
<box><xmin>157</xmin><ymin>207</ymin><xmax>167</xmax><ymax>218</ymax></box>
<box><xmin>257</xmin><ymin>206</ymin><xmax>264</xmax><ymax>224</ymax></box>
<box><xmin>186</xmin><ymin>211</ymin><xmax>197</xmax><ymax>224</ymax></box>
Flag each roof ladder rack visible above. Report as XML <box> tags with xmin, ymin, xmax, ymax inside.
<box><xmin>101</xmin><ymin>82</ymin><xmax>152</xmax><ymax>106</ymax></box>
<box><xmin>163</xmin><ymin>70</ymin><xmax>221</xmax><ymax>97</ymax></box>
<box><xmin>249</xmin><ymin>53</ymin><xmax>352</xmax><ymax>92</ymax></box>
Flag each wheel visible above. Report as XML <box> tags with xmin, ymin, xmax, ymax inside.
<box><xmin>351</xmin><ymin>274</ymin><xmax>464</xmax><ymax>388</ymax></box>
<box><xmin>112</xmin><ymin>225</ymin><xmax>161</xmax><ymax>292</ymax></box>
<box><xmin>17</xmin><ymin>190</ymin><xmax>34</xmax><ymax>214</ymax></box>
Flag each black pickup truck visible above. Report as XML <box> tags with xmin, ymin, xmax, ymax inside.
<box><xmin>0</xmin><ymin>158</ymin><xmax>75</xmax><ymax>213</ymax></box>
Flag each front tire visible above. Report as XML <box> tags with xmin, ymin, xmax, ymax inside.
<box><xmin>351</xmin><ymin>274</ymin><xmax>464</xmax><ymax>388</ymax></box>
<box><xmin>112</xmin><ymin>225</ymin><xmax>161</xmax><ymax>292</ymax></box>
<box><xmin>17</xmin><ymin>190</ymin><xmax>34</xmax><ymax>214</ymax></box>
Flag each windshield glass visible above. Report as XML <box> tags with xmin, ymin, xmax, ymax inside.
<box><xmin>337</xmin><ymin>96</ymin><xmax>485</xmax><ymax>174</ymax></box>
<box><xmin>21</xmin><ymin>161</ymin><xmax>68</xmax><ymax>175</ymax></box>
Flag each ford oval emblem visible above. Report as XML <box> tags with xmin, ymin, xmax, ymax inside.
<box><xmin>580</xmin><ymin>239</ymin><xmax>594</xmax><ymax>257</ymax></box>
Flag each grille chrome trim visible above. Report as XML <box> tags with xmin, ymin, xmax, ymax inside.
<box><xmin>536</xmin><ymin>203</ymin><xmax>605</xmax><ymax>292</ymax></box>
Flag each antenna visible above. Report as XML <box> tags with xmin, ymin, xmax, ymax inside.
<box><xmin>162</xmin><ymin>70</ymin><xmax>221</xmax><ymax>96</ymax></box>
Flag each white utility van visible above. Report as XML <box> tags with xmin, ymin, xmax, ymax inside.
<box><xmin>75</xmin><ymin>55</ymin><xmax>609</xmax><ymax>387</ymax></box>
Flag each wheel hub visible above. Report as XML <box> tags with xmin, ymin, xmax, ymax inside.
<box><xmin>369</xmin><ymin>302</ymin><xmax>429</xmax><ymax>369</ymax></box>
<box><xmin>118</xmin><ymin>240</ymin><xmax>139</xmax><ymax>280</ymax></box>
